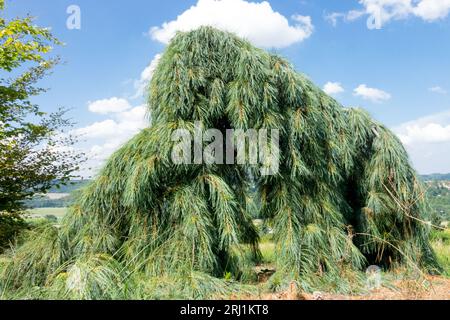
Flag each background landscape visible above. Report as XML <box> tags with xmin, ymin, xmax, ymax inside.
<box><xmin>25</xmin><ymin>173</ymin><xmax>450</xmax><ymax>283</ymax></box>
<box><xmin>26</xmin><ymin>174</ymin><xmax>450</xmax><ymax>228</ymax></box>
<box><xmin>1</xmin><ymin>0</ymin><xmax>450</xmax><ymax>301</ymax></box>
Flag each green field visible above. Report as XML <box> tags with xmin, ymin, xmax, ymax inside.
<box><xmin>431</xmin><ymin>229</ymin><xmax>450</xmax><ymax>277</ymax></box>
<box><xmin>27</xmin><ymin>208</ymin><xmax>67</xmax><ymax>220</ymax></box>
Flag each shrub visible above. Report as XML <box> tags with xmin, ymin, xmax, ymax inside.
<box><xmin>0</xmin><ymin>214</ymin><xmax>26</xmax><ymax>253</ymax></box>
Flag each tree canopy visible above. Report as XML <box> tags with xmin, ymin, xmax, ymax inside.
<box><xmin>0</xmin><ymin>1</ymin><xmax>83</xmax><ymax>215</ymax></box>
<box><xmin>0</xmin><ymin>27</ymin><xmax>440</xmax><ymax>299</ymax></box>
<box><xmin>0</xmin><ymin>0</ymin><xmax>84</xmax><ymax>253</ymax></box>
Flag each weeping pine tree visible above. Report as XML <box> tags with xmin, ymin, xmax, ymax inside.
<box><xmin>0</xmin><ymin>27</ymin><xmax>440</xmax><ymax>298</ymax></box>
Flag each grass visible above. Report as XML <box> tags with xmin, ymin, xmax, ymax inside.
<box><xmin>1</xmin><ymin>227</ymin><xmax>448</xmax><ymax>299</ymax></box>
<box><xmin>26</xmin><ymin>208</ymin><xmax>67</xmax><ymax>220</ymax></box>
<box><xmin>259</xmin><ymin>234</ymin><xmax>275</xmax><ymax>265</ymax></box>
<box><xmin>257</xmin><ymin>228</ymin><xmax>450</xmax><ymax>277</ymax></box>
<box><xmin>431</xmin><ymin>229</ymin><xmax>450</xmax><ymax>277</ymax></box>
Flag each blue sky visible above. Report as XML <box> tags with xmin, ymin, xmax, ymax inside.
<box><xmin>3</xmin><ymin>0</ymin><xmax>450</xmax><ymax>175</ymax></box>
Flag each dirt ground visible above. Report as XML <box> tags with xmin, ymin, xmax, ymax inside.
<box><xmin>251</xmin><ymin>276</ymin><xmax>450</xmax><ymax>300</ymax></box>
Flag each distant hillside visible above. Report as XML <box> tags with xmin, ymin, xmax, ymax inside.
<box><xmin>48</xmin><ymin>179</ymin><xmax>91</xmax><ymax>193</ymax></box>
<box><xmin>421</xmin><ymin>173</ymin><xmax>450</xmax><ymax>181</ymax></box>
<box><xmin>24</xmin><ymin>180</ymin><xmax>91</xmax><ymax>209</ymax></box>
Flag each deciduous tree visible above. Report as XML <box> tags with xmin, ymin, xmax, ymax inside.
<box><xmin>0</xmin><ymin>0</ymin><xmax>84</xmax><ymax>250</ymax></box>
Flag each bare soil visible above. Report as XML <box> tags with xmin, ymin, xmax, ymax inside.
<box><xmin>253</xmin><ymin>276</ymin><xmax>450</xmax><ymax>300</ymax></box>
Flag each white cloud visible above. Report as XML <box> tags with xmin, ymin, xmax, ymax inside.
<box><xmin>413</xmin><ymin>0</ymin><xmax>450</xmax><ymax>21</ymax></box>
<box><xmin>397</xmin><ymin>122</ymin><xmax>450</xmax><ymax>145</ymax></box>
<box><xmin>325</xmin><ymin>12</ymin><xmax>343</xmax><ymax>27</ymax></box>
<box><xmin>88</xmin><ymin>141</ymin><xmax>125</xmax><ymax>161</ymax></box>
<box><xmin>76</xmin><ymin>51</ymin><xmax>161</xmax><ymax>176</ymax></box>
<box><xmin>393</xmin><ymin>110</ymin><xmax>450</xmax><ymax>173</ymax></box>
<box><xmin>81</xmin><ymin>98</ymin><xmax>148</xmax><ymax>170</ymax></box>
<box><xmin>75</xmin><ymin>120</ymin><xmax>119</xmax><ymax>139</ymax></box>
<box><xmin>75</xmin><ymin>106</ymin><xmax>146</xmax><ymax>140</ymax></box>
<box><xmin>323</xmin><ymin>82</ymin><xmax>344</xmax><ymax>95</ymax></box>
<box><xmin>88</xmin><ymin>97</ymin><xmax>132</xmax><ymax>114</ymax></box>
<box><xmin>119</xmin><ymin>105</ymin><xmax>147</xmax><ymax>124</ymax></box>
<box><xmin>347</xmin><ymin>9</ymin><xmax>367</xmax><ymax>21</ymax></box>
<box><xmin>395</xmin><ymin>110</ymin><xmax>450</xmax><ymax>145</ymax></box>
<box><xmin>429</xmin><ymin>86</ymin><xmax>447</xmax><ymax>94</ymax></box>
<box><xmin>74</xmin><ymin>102</ymin><xmax>147</xmax><ymax>176</ymax></box>
<box><xmin>353</xmin><ymin>84</ymin><xmax>391</xmax><ymax>103</ymax></box>
<box><xmin>132</xmin><ymin>54</ymin><xmax>161</xmax><ymax>99</ymax></box>
<box><xmin>325</xmin><ymin>10</ymin><xmax>365</xmax><ymax>26</ymax></box>
<box><xmin>149</xmin><ymin>0</ymin><xmax>313</xmax><ymax>48</ymax></box>
<box><xmin>327</xmin><ymin>0</ymin><xmax>450</xmax><ymax>28</ymax></box>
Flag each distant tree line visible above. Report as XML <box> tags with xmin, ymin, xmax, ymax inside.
<box><xmin>421</xmin><ymin>173</ymin><xmax>450</xmax><ymax>181</ymax></box>
<box><xmin>426</xmin><ymin>181</ymin><xmax>450</xmax><ymax>226</ymax></box>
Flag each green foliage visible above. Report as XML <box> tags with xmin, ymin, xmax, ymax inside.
<box><xmin>425</xmin><ymin>181</ymin><xmax>450</xmax><ymax>225</ymax></box>
<box><xmin>430</xmin><ymin>229</ymin><xmax>449</xmax><ymax>277</ymax></box>
<box><xmin>431</xmin><ymin>229</ymin><xmax>450</xmax><ymax>243</ymax></box>
<box><xmin>0</xmin><ymin>213</ymin><xmax>26</xmax><ymax>253</ymax></box>
<box><xmin>25</xmin><ymin>195</ymin><xmax>73</xmax><ymax>209</ymax></box>
<box><xmin>0</xmin><ymin>0</ymin><xmax>60</xmax><ymax>71</ymax></box>
<box><xmin>0</xmin><ymin>3</ymin><xmax>84</xmax><ymax>214</ymax></box>
<box><xmin>0</xmin><ymin>27</ymin><xmax>441</xmax><ymax>299</ymax></box>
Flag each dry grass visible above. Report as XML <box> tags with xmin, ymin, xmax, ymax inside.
<box><xmin>297</xmin><ymin>276</ymin><xmax>450</xmax><ymax>300</ymax></box>
<box><xmin>237</xmin><ymin>276</ymin><xmax>450</xmax><ymax>300</ymax></box>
